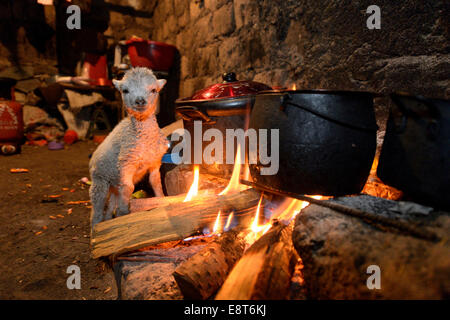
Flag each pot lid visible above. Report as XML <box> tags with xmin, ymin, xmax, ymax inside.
<box><xmin>183</xmin><ymin>72</ymin><xmax>272</xmax><ymax>101</ymax></box>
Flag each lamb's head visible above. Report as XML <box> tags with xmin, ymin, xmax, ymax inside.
<box><xmin>113</xmin><ymin>67</ymin><xmax>166</xmax><ymax>120</ymax></box>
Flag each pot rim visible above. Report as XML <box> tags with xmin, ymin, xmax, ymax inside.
<box><xmin>175</xmin><ymin>94</ymin><xmax>256</xmax><ymax>105</ymax></box>
<box><xmin>257</xmin><ymin>88</ymin><xmax>379</xmax><ymax>96</ymax></box>
<box><xmin>125</xmin><ymin>38</ymin><xmax>176</xmax><ymax>49</ymax></box>
<box><xmin>179</xmin><ymin>72</ymin><xmax>272</xmax><ymax>103</ymax></box>
<box><xmin>391</xmin><ymin>91</ymin><xmax>449</xmax><ymax>102</ymax></box>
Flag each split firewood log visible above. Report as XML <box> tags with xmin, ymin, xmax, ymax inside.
<box><xmin>215</xmin><ymin>221</ymin><xmax>299</xmax><ymax>300</ymax></box>
<box><xmin>130</xmin><ymin>189</ymin><xmax>216</xmax><ymax>212</ymax></box>
<box><xmin>164</xmin><ymin>164</ymin><xmax>228</xmax><ymax>196</ymax></box>
<box><xmin>173</xmin><ymin>229</ymin><xmax>247</xmax><ymax>300</ymax></box>
<box><xmin>91</xmin><ymin>188</ymin><xmax>262</xmax><ymax>259</ymax></box>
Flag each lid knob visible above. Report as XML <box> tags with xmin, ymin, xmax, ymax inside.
<box><xmin>222</xmin><ymin>72</ymin><xmax>237</xmax><ymax>83</ymax></box>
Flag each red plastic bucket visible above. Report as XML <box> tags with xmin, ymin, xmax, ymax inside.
<box><xmin>126</xmin><ymin>38</ymin><xmax>176</xmax><ymax>71</ymax></box>
<box><xmin>0</xmin><ymin>100</ymin><xmax>24</xmax><ymax>148</ymax></box>
<box><xmin>83</xmin><ymin>53</ymin><xmax>108</xmax><ymax>80</ymax></box>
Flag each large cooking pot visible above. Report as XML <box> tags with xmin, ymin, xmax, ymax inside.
<box><xmin>377</xmin><ymin>93</ymin><xmax>450</xmax><ymax>210</ymax></box>
<box><xmin>249</xmin><ymin>90</ymin><xmax>378</xmax><ymax>196</ymax></box>
<box><xmin>175</xmin><ymin>72</ymin><xmax>271</xmax><ymax>175</ymax></box>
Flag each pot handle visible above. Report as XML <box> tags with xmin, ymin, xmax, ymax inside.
<box><xmin>281</xmin><ymin>94</ymin><xmax>378</xmax><ymax>132</ymax></box>
<box><xmin>175</xmin><ymin>106</ymin><xmax>217</xmax><ymax>125</ymax></box>
<box><xmin>222</xmin><ymin>72</ymin><xmax>237</xmax><ymax>83</ymax></box>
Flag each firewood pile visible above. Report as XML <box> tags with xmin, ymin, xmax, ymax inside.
<box><xmin>91</xmin><ymin>165</ymin><xmax>450</xmax><ymax>300</ymax></box>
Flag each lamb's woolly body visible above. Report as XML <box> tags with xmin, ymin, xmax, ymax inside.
<box><xmin>89</xmin><ymin>117</ymin><xmax>167</xmax><ymax>185</ymax></box>
<box><xmin>89</xmin><ymin>67</ymin><xmax>168</xmax><ymax>228</ymax></box>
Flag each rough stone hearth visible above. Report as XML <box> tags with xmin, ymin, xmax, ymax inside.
<box><xmin>293</xmin><ymin>195</ymin><xmax>450</xmax><ymax>299</ymax></box>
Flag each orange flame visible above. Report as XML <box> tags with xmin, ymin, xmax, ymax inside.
<box><xmin>362</xmin><ymin>154</ymin><xmax>403</xmax><ymax>200</ymax></box>
<box><xmin>277</xmin><ymin>195</ymin><xmax>324</xmax><ymax>223</ymax></box>
<box><xmin>243</xmin><ymin>195</ymin><xmax>272</xmax><ymax>245</ymax></box>
<box><xmin>183</xmin><ymin>209</ymin><xmax>222</xmax><ymax>241</ymax></box>
<box><xmin>250</xmin><ymin>195</ymin><xmax>272</xmax><ymax>235</ymax></box>
<box><xmin>219</xmin><ymin>145</ymin><xmax>248</xmax><ymax>195</ymax></box>
<box><xmin>224</xmin><ymin>212</ymin><xmax>234</xmax><ymax>231</ymax></box>
<box><xmin>291</xmin><ymin>83</ymin><xmax>297</xmax><ymax>91</ymax></box>
<box><xmin>245</xmin><ymin>195</ymin><xmax>325</xmax><ymax>245</ymax></box>
<box><xmin>183</xmin><ymin>165</ymin><xmax>199</xmax><ymax>202</ymax></box>
<box><xmin>273</xmin><ymin>198</ymin><xmax>306</xmax><ymax>221</ymax></box>
<box><xmin>213</xmin><ymin>210</ymin><xmax>222</xmax><ymax>234</ymax></box>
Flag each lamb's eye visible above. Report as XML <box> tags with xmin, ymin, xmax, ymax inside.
<box><xmin>151</xmin><ymin>88</ymin><xmax>157</xmax><ymax>94</ymax></box>
<box><xmin>122</xmin><ymin>89</ymin><xmax>129</xmax><ymax>94</ymax></box>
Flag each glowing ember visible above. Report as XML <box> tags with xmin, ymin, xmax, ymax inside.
<box><xmin>219</xmin><ymin>145</ymin><xmax>248</xmax><ymax>195</ymax></box>
<box><xmin>183</xmin><ymin>165</ymin><xmax>199</xmax><ymax>202</ymax></box>
<box><xmin>362</xmin><ymin>154</ymin><xmax>403</xmax><ymax>200</ymax></box>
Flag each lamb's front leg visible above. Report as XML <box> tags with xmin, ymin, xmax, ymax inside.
<box><xmin>90</xmin><ymin>178</ymin><xmax>110</xmax><ymax>227</ymax></box>
<box><xmin>149</xmin><ymin>168</ymin><xmax>165</xmax><ymax>197</ymax></box>
<box><xmin>116</xmin><ymin>169</ymin><xmax>135</xmax><ymax>217</ymax></box>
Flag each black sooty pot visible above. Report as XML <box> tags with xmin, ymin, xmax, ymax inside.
<box><xmin>249</xmin><ymin>90</ymin><xmax>378</xmax><ymax>196</ymax></box>
<box><xmin>377</xmin><ymin>93</ymin><xmax>450</xmax><ymax>210</ymax></box>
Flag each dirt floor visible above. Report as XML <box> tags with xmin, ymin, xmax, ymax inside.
<box><xmin>0</xmin><ymin>141</ymin><xmax>117</xmax><ymax>300</ymax></box>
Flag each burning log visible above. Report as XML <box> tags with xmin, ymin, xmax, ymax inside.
<box><xmin>164</xmin><ymin>164</ymin><xmax>229</xmax><ymax>196</ymax></box>
<box><xmin>130</xmin><ymin>189</ymin><xmax>216</xmax><ymax>212</ymax></box>
<box><xmin>215</xmin><ymin>221</ymin><xmax>299</xmax><ymax>300</ymax></box>
<box><xmin>91</xmin><ymin>188</ymin><xmax>262</xmax><ymax>259</ymax></box>
<box><xmin>173</xmin><ymin>229</ymin><xmax>247</xmax><ymax>300</ymax></box>
<box><xmin>113</xmin><ymin>239</ymin><xmax>208</xmax><ymax>300</ymax></box>
<box><xmin>130</xmin><ymin>194</ymin><xmax>184</xmax><ymax>212</ymax></box>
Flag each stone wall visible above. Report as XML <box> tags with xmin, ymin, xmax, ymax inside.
<box><xmin>0</xmin><ymin>0</ymin><xmax>156</xmax><ymax>78</ymax></box>
<box><xmin>0</xmin><ymin>0</ymin><xmax>58</xmax><ymax>76</ymax></box>
<box><xmin>1</xmin><ymin>1</ymin><xmax>448</xmax><ymax>101</ymax></box>
<box><xmin>146</xmin><ymin>0</ymin><xmax>449</xmax><ymax>100</ymax></box>
<box><xmin>103</xmin><ymin>0</ymin><xmax>156</xmax><ymax>46</ymax></box>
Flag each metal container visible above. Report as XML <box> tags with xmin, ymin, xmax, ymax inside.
<box><xmin>248</xmin><ymin>90</ymin><xmax>377</xmax><ymax>196</ymax></box>
<box><xmin>0</xmin><ymin>78</ymin><xmax>23</xmax><ymax>155</ymax></box>
<box><xmin>377</xmin><ymin>93</ymin><xmax>450</xmax><ymax>210</ymax></box>
<box><xmin>175</xmin><ymin>72</ymin><xmax>271</xmax><ymax>174</ymax></box>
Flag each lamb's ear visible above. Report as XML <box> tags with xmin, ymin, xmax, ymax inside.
<box><xmin>156</xmin><ymin>79</ymin><xmax>167</xmax><ymax>91</ymax></box>
<box><xmin>112</xmin><ymin>79</ymin><xmax>122</xmax><ymax>91</ymax></box>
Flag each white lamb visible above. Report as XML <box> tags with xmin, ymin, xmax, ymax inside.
<box><xmin>89</xmin><ymin>67</ymin><xmax>168</xmax><ymax>229</ymax></box>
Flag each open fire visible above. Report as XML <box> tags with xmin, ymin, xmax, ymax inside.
<box><xmin>178</xmin><ymin>138</ymin><xmax>401</xmax><ymax>249</ymax></box>
<box><xmin>180</xmin><ymin>142</ymin><xmax>326</xmax><ymax>246</ymax></box>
